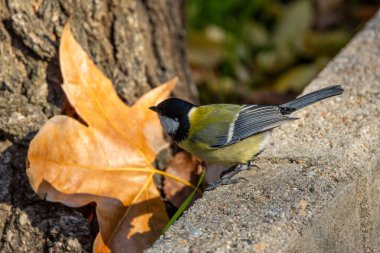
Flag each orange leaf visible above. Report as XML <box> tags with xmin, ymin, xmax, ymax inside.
<box><xmin>27</xmin><ymin>22</ymin><xmax>187</xmax><ymax>252</ymax></box>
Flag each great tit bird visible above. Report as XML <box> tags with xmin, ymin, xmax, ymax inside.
<box><xmin>150</xmin><ymin>85</ymin><xmax>343</xmax><ymax>189</ymax></box>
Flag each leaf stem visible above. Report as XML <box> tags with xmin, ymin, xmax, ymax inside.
<box><xmin>161</xmin><ymin>169</ymin><xmax>205</xmax><ymax>234</ymax></box>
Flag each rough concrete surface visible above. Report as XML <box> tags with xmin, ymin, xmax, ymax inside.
<box><xmin>150</xmin><ymin>11</ymin><xmax>380</xmax><ymax>253</ymax></box>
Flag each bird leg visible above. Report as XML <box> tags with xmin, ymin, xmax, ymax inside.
<box><xmin>206</xmin><ymin>163</ymin><xmax>249</xmax><ymax>191</ymax></box>
<box><xmin>206</xmin><ymin>160</ymin><xmax>261</xmax><ymax>191</ymax></box>
<box><xmin>219</xmin><ymin>164</ymin><xmax>239</xmax><ymax>179</ymax></box>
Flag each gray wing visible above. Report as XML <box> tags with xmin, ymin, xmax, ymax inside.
<box><xmin>211</xmin><ymin>105</ymin><xmax>296</xmax><ymax>148</ymax></box>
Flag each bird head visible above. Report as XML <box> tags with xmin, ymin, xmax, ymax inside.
<box><xmin>149</xmin><ymin>98</ymin><xmax>195</xmax><ymax>141</ymax></box>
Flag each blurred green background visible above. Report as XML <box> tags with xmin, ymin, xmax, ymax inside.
<box><xmin>186</xmin><ymin>0</ymin><xmax>378</xmax><ymax>104</ymax></box>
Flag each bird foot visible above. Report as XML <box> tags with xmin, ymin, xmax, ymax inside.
<box><xmin>205</xmin><ymin>161</ymin><xmax>261</xmax><ymax>191</ymax></box>
<box><xmin>206</xmin><ymin>177</ymin><xmax>247</xmax><ymax>191</ymax></box>
<box><xmin>205</xmin><ymin>163</ymin><xmax>250</xmax><ymax>191</ymax></box>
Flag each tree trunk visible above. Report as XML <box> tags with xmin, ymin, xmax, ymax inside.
<box><xmin>0</xmin><ymin>0</ymin><xmax>195</xmax><ymax>252</ymax></box>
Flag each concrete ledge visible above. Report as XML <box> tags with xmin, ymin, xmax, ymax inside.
<box><xmin>149</xmin><ymin>11</ymin><xmax>380</xmax><ymax>253</ymax></box>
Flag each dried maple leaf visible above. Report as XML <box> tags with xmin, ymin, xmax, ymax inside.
<box><xmin>27</xmin><ymin>23</ymin><xmax>192</xmax><ymax>253</ymax></box>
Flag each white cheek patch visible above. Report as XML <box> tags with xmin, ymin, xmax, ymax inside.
<box><xmin>159</xmin><ymin>115</ymin><xmax>180</xmax><ymax>135</ymax></box>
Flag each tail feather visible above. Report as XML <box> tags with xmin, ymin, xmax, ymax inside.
<box><xmin>280</xmin><ymin>85</ymin><xmax>343</xmax><ymax>114</ymax></box>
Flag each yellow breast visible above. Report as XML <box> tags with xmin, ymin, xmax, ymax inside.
<box><xmin>179</xmin><ymin>131</ymin><xmax>271</xmax><ymax>165</ymax></box>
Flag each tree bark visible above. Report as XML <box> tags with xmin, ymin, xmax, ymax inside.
<box><xmin>0</xmin><ymin>0</ymin><xmax>195</xmax><ymax>252</ymax></box>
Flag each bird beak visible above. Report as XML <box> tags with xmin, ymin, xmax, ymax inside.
<box><xmin>149</xmin><ymin>106</ymin><xmax>159</xmax><ymax>113</ymax></box>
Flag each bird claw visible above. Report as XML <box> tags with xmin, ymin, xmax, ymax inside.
<box><xmin>206</xmin><ymin>177</ymin><xmax>247</xmax><ymax>191</ymax></box>
<box><xmin>206</xmin><ymin>161</ymin><xmax>260</xmax><ymax>191</ymax></box>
